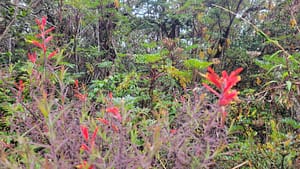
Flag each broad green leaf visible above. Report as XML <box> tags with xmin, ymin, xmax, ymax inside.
<box><xmin>184</xmin><ymin>59</ymin><xmax>212</xmax><ymax>70</ymax></box>
<box><xmin>135</xmin><ymin>53</ymin><xmax>162</xmax><ymax>64</ymax></box>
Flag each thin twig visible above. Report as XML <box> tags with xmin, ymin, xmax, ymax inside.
<box><xmin>232</xmin><ymin>160</ymin><xmax>250</xmax><ymax>169</ymax></box>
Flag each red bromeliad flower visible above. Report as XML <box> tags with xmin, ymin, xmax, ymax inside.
<box><xmin>106</xmin><ymin>107</ymin><xmax>122</xmax><ymax>122</ymax></box>
<box><xmin>202</xmin><ymin>67</ymin><xmax>243</xmax><ymax>106</ymax></box>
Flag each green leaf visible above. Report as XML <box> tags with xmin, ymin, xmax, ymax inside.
<box><xmin>281</xmin><ymin>118</ymin><xmax>300</xmax><ymax>129</ymax></box>
<box><xmin>184</xmin><ymin>59</ymin><xmax>212</xmax><ymax>70</ymax></box>
<box><xmin>97</xmin><ymin>61</ymin><xmax>113</xmax><ymax>68</ymax></box>
<box><xmin>185</xmin><ymin>44</ymin><xmax>199</xmax><ymax>51</ymax></box>
<box><xmin>286</xmin><ymin>81</ymin><xmax>292</xmax><ymax>91</ymax></box>
<box><xmin>135</xmin><ymin>53</ymin><xmax>162</xmax><ymax>64</ymax></box>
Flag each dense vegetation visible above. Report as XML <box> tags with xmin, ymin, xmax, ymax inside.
<box><xmin>0</xmin><ymin>0</ymin><xmax>300</xmax><ymax>168</ymax></box>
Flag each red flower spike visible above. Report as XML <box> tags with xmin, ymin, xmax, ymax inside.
<box><xmin>97</xmin><ymin>118</ymin><xmax>109</xmax><ymax>125</ymax></box>
<box><xmin>203</xmin><ymin>67</ymin><xmax>242</xmax><ymax>106</ymax></box>
<box><xmin>28</xmin><ymin>52</ymin><xmax>37</xmax><ymax>63</ymax></box>
<box><xmin>106</xmin><ymin>107</ymin><xmax>122</xmax><ymax>122</ymax></box>
<box><xmin>80</xmin><ymin>125</ymin><xmax>89</xmax><ymax>142</ymax></box>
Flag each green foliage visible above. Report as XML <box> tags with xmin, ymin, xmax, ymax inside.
<box><xmin>183</xmin><ymin>58</ymin><xmax>212</xmax><ymax>70</ymax></box>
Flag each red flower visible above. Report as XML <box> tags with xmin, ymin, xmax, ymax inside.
<box><xmin>106</xmin><ymin>107</ymin><xmax>122</xmax><ymax>122</ymax></box>
<box><xmin>203</xmin><ymin>67</ymin><xmax>243</xmax><ymax>106</ymax></box>
<box><xmin>31</xmin><ymin>16</ymin><xmax>57</xmax><ymax>61</ymax></box>
<box><xmin>28</xmin><ymin>52</ymin><xmax>37</xmax><ymax>63</ymax></box>
<box><xmin>80</xmin><ymin>126</ymin><xmax>98</xmax><ymax>152</ymax></box>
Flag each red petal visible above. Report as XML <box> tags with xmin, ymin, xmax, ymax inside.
<box><xmin>44</xmin><ymin>27</ymin><xmax>55</xmax><ymax>35</ymax></box>
<box><xmin>202</xmin><ymin>83</ymin><xmax>220</xmax><ymax>97</ymax></box>
<box><xmin>219</xmin><ymin>90</ymin><xmax>237</xmax><ymax>106</ymax></box>
<box><xmin>80</xmin><ymin>125</ymin><xmax>89</xmax><ymax>141</ymax></box>
<box><xmin>74</xmin><ymin>79</ymin><xmax>79</xmax><ymax>88</ymax></box>
<box><xmin>41</xmin><ymin>16</ymin><xmax>47</xmax><ymax>28</ymax></box>
<box><xmin>111</xmin><ymin>124</ymin><xmax>119</xmax><ymax>132</ymax></box>
<box><xmin>206</xmin><ymin>67</ymin><xmax>222</xmax><ymax>89</ymax></box>
<box><xmin>223</xmin><ymin>68</ymin><xmax>243</xmax><ymax>92</ymax></box>
<box><xmin>48</xmin><ymin>50</ymin><xmax>57</xmax><ymax>59</ymax></box>
<box><xmin>80</xmin><ymin>144</ymin><xmax>89</xmax><ymax>151</ymax></box>
<box><xmin>28</xmin><ymin>52</ymin><xmax>37</xmax><ymax>63</ymax></box>
<box><xmin>230</xmin><ymin>67</ymin><xmax>243</xmax><ymax>77</ymax></box>
<box><xmin>106</xmin><ymin>107</ymin><xmax>119</xmax><ymax>114</ymax></box>
<box><xmin>31</xmin><ymin>40</ymin><xmax>44</xmax><ymax>49</ymax></box>
<box><xmin>75</xmin><ymin>93</ymin><xmax>87</xmax><ymax>101</ymax></box>
<box><xmin>45</xmin><ymin>36</ymin><xmax>53</xmax><ymax>44</ymax></box>
<box><xmin>97</xmin><ymin>118</ymin><xmax>109</xmax><ymax>125</ymax></box>
<box><xmin>106</xmin><ymin>107</ymin><xmax>122</xmax><ymax>122</ymax></box>
<box><xmin>91</xmin><ymin>127</ymin><xmax>98</xmax><ymax>143</ymax></box>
